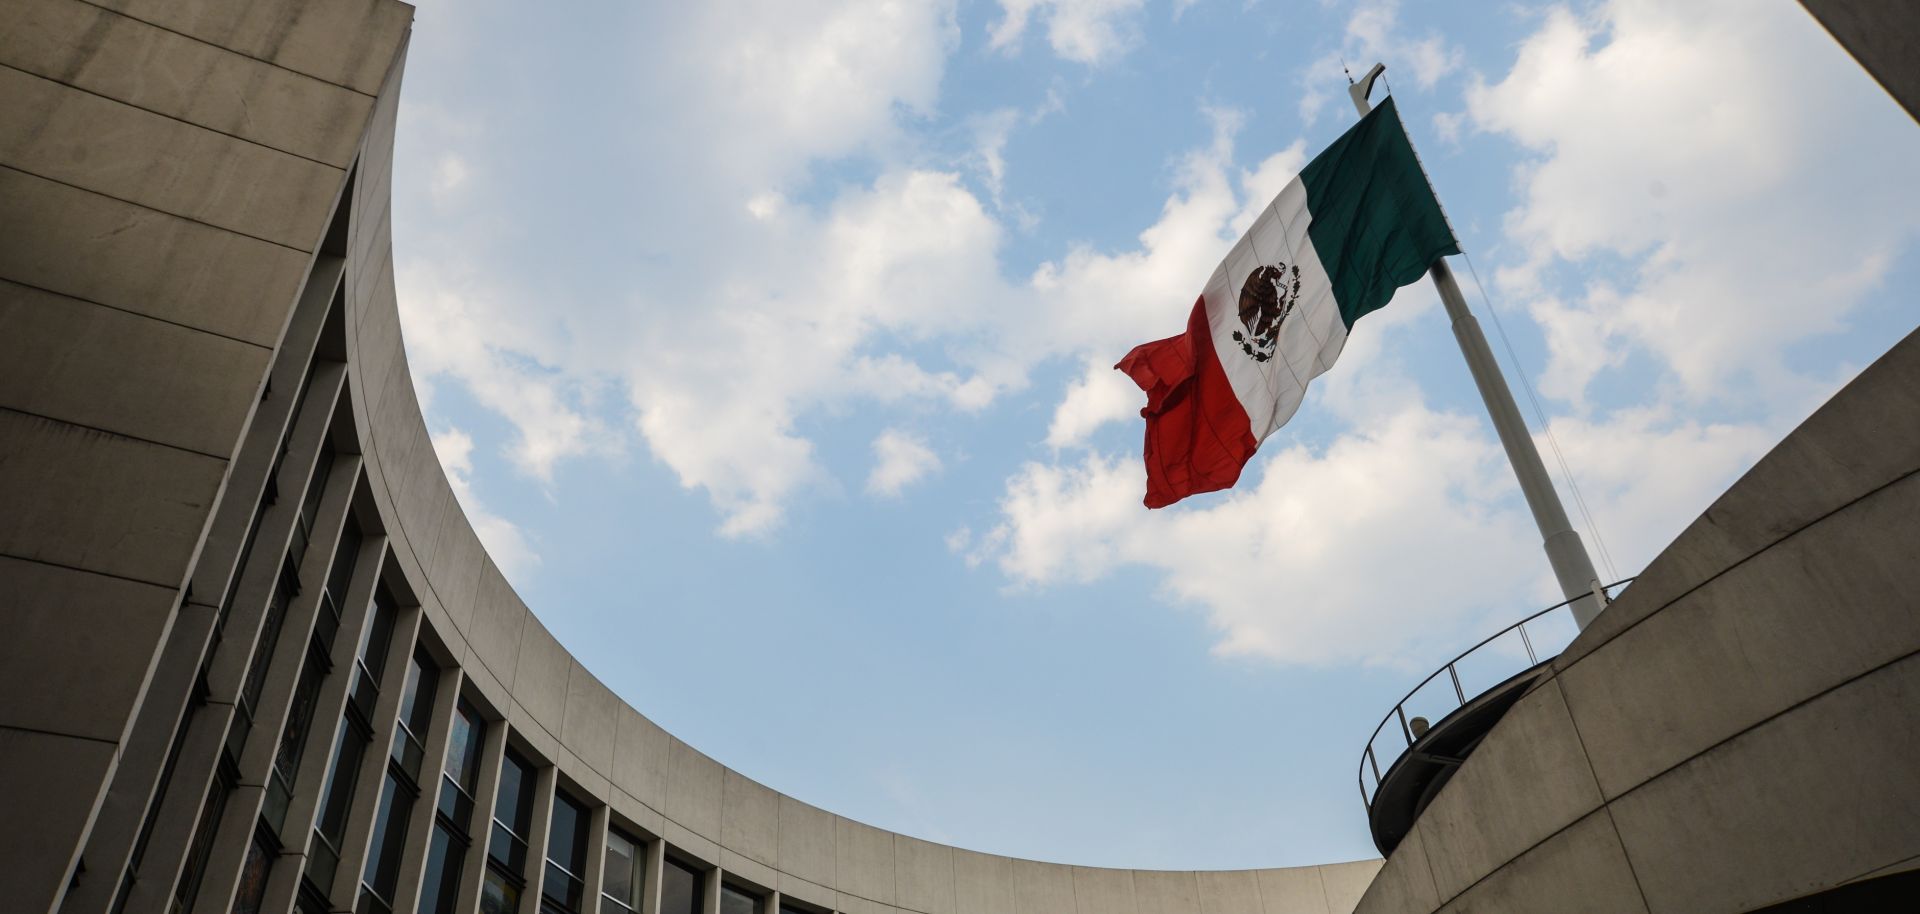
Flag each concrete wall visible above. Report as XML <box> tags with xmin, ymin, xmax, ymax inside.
<box><xmin>0</xmin><ymin>2</ymin><xmax>1382</xmax><ymax>912</ymax></box>
<box><xmin>1351</xmin><ymin>328</ymin><xmax>1920</xmax><ymax>914</ymax></box>
<box><xmin>0</xmin><ymin>0</ymin><xmax>405</xmax><ymax>908</ymax></box>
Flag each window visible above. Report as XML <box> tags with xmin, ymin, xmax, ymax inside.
<box><xmin>228</xmin><ymin>557</ymin><xmax>301</xmax><ymax>764</ymax></box>
<box><xmin>601</xmin><ymin>829</ymin><xmax>646</xmax><ymax>914</ymax></box>
<box><xmin>360</xmin><ymin>651</ymin><xmax>434</xmax><ymax>914</ymax></box>
<box><xmin>421</xmin><ymin>701</ymin><xmax>483</xmax><ymax>914</ymax></box>
<box><xmin>173</xmin><ymin>765</ymin><xmax>234</xmax><ymax>914</ymax></box>
<box><xmin>315</xmin><ymin>520</ymin><xmax>362</xmax><ymax>649</ymax></box>
<box><xmin>349</xmin><ymin>591</ymin><xmax>396</xmax><ymax>721</ymax></box>
<box><xmin>720</xmin><ymin>883</ymin><xmax>761</xmax><ymax>914</ymax></box>
<box><xmin>417</xmin><ymin>821</ymin><xmax>464</xmax><ymax>914</ymax></box>
<box><xmin>484</xmin><ymin>750</ymin><xmax>536</xmax><ymax>914</ymax></box>
<box><xmin>660</xmin><ymin>858</ymin><xmax>702</xmax><ymax>914</ymax></box>
<box><xmin>439</xmin><ymin>703</ymin><xmax>483</xmax><ymax>829</ymax></box>
<box><xmin>541</xmin><ymin>794</ymin><xmax>590</xmax><ymax>914</ymax></box>
<box><xmin>357</xmin><ymin>770</ymin><xmax>411</xmax><ymax>914</ymax></box>
<box><xmin>391</xmin><ymin>649</ymin><xmax>437</xmax><ymax>780</ymax></box>
<box><xmin>308</xmin><ymin>584</ymin><xmax>391</xmax><ymax>896</ymax></box>
<box><xmin>231</xmin><ymin>826</ymin><xmax>278</xmax><ymax>914</ymax></box>
<box><xmin>308</xmin><ymin>717</ymin><xmax>368</xmax><ymax>893</ymax></box>
<box><xmin>264</xmin><ymin>644</ymin><xmax>326</xmax><ymax>830</ymax></box>
<box><xmin>289</xmin><ymin>445</ymin><xmax>336</xmax><ymax>563</ymax></box>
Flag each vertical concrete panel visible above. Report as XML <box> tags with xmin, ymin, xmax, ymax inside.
<box><xmin>1196</xmin><ymin>870</ymin><xmax>1261</xmax><ymax>914</ymax></box>
<box><xmin>1353</xmin><ymin>825</ymin><xmax>1439</xmax><ymax>914</ymax></box>
<box><xmin>719</xmin><ymin>770</ymin><xmax>779</xmax><ymax>868</ymax></box>
<box><xmin>514</xmin><ymin>619</ymin><xmax>571</xmax><ymax>737</ymax></box>
<box><xmin>427</xmin><ymin>508</ymin><xmax>486</xmax><ymax>633</ymax></box>
<box><xmin>951</xmin><ymin>850</ymin><xmax>1015</xmax><ymax>914</ymax></box>
<box><xmin>1071</xmin><ymin>867</ymin><xmax>1135</xmax><ymax>914</ymax></box>
<box><xmin>561</xmin><ymin>662</ymin><xmax>619</xmax><ymax>775</ymax></box>
<box><xmin>1415</xmin><ymin>679</ymin><xmax>1604</xmax><ymax>901</ymax></box>
<box><xmin>1131</xmin><ymin>870</ymin><xmax>1200</xmax><ymax>914</ymax></box>
<box><xmin>664</xmin><ymin>739</ymin><xmax>724</xmax><ymax>840</ymax></box>
<box><xmin>836</xmin><ymin>817</ymin><xmax>898</xmax><ymax>905</ymax></box>
<box><xmin>612</xmin><ymin>706</ymin><xmax>671</xmax><ymax>814</ymax></box>
<box><xmin>1608</xmin><ymin>652</ymin><xmax>1920</xmax><ymax>914</ymax></box>
<box><xmin>1256</xmin><ymin>866</ymin><xmax>1328</xmax><ymax>914</ymax></box>
<box><xmin>1434</xmin><ymin>811</ymin><xmax>1646</xmax><ymax>914</ymax></box>
<box><xmin>895</xmin><ymin>836</ymin><xmax>956</xmax><ymax>914</ymax></box>
<box><xmin>1316</xmin><ymin>862</ymin><xmax>1382</xmax><ymax>914</ymax></box>
<box><xmin>1009</xmin><ymin>859</ymin><xmax>1073</xmax><ymax>914</ymax></box>
<box><xmin>467</xmin><ymin>559</ymin><xmax>526</xmax><ymax>688</ymax></box>
<box><xmin>777</xmin><ymin>796</ymin><xmax>836</xmax><ymax>888</ymax></box>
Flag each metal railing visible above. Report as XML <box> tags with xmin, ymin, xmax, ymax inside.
<box><xmin>1357</xmin><ymin>579</ymin><xmax>1635</xmax><ymax>810</ymax></box>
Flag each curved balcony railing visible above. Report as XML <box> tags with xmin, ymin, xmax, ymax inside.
<box><xmin>1357</xmin><ymin>579</ymin><xmax>1635</xmax><ymax>812</ymax></box>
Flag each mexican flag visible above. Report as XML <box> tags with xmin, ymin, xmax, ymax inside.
<box><xmin>1117</xmin><ymin>97</ymin><xmax>1458</xmax><ymax>508</ymax></box>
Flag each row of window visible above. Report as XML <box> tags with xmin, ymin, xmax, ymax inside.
<box><xmin>153</xmin><ymin>340</ymin><xmax>829</xmax><ymax>914</ymax></box>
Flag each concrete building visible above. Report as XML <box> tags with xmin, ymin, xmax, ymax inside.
<box><xmin>0</xmin><ymin>2</ymin><xmax>1912</xmax><ymax>914</ymax></box>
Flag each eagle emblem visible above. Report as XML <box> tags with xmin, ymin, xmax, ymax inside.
<box><xmin>1231</xmin><ymin>263</ymin><xmax>1301</xmax><ymax>363</ymax></box>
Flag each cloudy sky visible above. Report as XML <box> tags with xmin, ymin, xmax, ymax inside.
<box><xmin>389</xmin><ymin>0</ymin><xmax>1919</xmax><ymax>868</ymax></box>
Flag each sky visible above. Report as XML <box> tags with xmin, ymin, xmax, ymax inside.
<box><xmin>388</xmin><ymin>0</ymin><xmax>1920</xmax><ymax>869</ymax></box>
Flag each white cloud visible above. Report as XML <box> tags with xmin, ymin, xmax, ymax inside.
<box><xmin>623</xmin><ymin>168</ymin><xmax>1010</xmax><ymax>536</ymax></box>
<box><xmin>1468</xmin><ymin>0</ymin><xmax>1920</xmax><ymax>405</ymax></box>
<box><xmin>990</xmin><ymin>0</ymin><xmax>1148</xmax><ymax>66</ymax></box>
<box><xmin>431</xmin><ymin>427</ymin><xmax>541</xmax><ymax>580</ymax></box>
<box><xmin>396</xmin><ymin>261</ymin><xmax>616</xmax><ymax>482</ymax></box>
<box><xmin>1046</xmin><ymin>359</ymin><xmax>1142</xmax><ymax>449</ymax></box>
<box><xmin>985</xmin><ymin>403</ymin><xmax>1543</xmax><ymax>667</ymax></box>
<box><xmin>867</xmin><ymin>429</ymin><xmax>944</xmax><ymax>497</ymax></box>
<box><xmin>430</xmin><ymin>154</ymin><xmax>471</xmax><ymax>201</ymax></box>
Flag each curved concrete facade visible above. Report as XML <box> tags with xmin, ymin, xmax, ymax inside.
<box><xmin>0</xmin><ymin>4</ymin><xmax>1378</xmax><ymax>913</ymax></box>
<box><xmin>335</xmin><ymin>25</ymin><xmax>1382</xmax><ymax>914</ymax></box>
<box><xmin>8</xmin><ymin>3</ymin><xmax>1914</xmax><ymax>914</ymax></box>
<box><xmin>1350</xmin><ymin>329</ymin><xmax>1920</xmax><ymax>913</ymax></box>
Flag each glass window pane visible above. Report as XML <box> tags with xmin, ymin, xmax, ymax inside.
<box><xmin>480</xmin><ymin>869</ymin><xmax>520</xmax><ymax>914</ymax></box>
<box><xmin>418</xmin><ymin>823</ymin><xmax>464</xmax><ymax>914</ymax></box>
<box><xmin>493</xmin><ymin>752</ymin><xmax>533</xmax><ymax>833</ymax></box>
<box><xmin>230</xmin><ymin>831</ymin><xmax>274</xmax><ymax>914</ymax></box>
<box><xmin>361</xmin><ymin>771</ymin><xmax>411</xmax><ymax>900</ymax></box>
<box><xmin>546</xmin><ymin>794</ymin><xmax>588</xmax><ymax>872</ymax></box>
<box><xmin>720</xmin><ymin>884</ymin><xmax>758</xmax><ymax>914</ymax></box>
<box><xmin>445</xmin><ymin>704</ymin><xmax>482</xmax><ymax>790</ymax></box>
<box><xmin>661</xmin><ymin>860</ymin><xmax>701</xmax><ymax>914</ymax></box>
<box><xmin>602</xmin><ymin>831</ymin><xmax>637</xmax><ymax>905</ymax></box>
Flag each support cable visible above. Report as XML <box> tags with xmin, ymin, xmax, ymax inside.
<box><xmin>1457</xmin><ymin>252</ymin><xmax>1622</xmax><ymax>582</ymax></box>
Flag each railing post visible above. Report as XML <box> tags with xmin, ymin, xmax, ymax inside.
<box><xmin>1396</xmin><ymin>706</ymin><xmax>1412</xmax><ymax>745</ymax></box>
<box><xmin>1447</xmin><ymin>665</ymin><xmax>1466</xmax><ymax>705</ymax></box>
<box><xmin>1519</xmin><ymin>623</ymin><xmax>1537</xmax><ymax>665</ymax></box>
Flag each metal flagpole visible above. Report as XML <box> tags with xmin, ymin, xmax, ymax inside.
<box><xmin>1347</xmin><ymin>64</ymin><xmax>1608</xmax><ymax>629</ymax></box>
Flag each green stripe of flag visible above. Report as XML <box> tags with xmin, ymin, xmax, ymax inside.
<box><xmin>1299</xmin><ymin>96</ymin><xmax>1460</xmax><ymax>329</ymax></box>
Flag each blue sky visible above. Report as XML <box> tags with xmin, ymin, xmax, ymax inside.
<box><xmin>388</xmin><ymin>0</ymin><xmax>1920</xmax><ymax>869</ymax></box>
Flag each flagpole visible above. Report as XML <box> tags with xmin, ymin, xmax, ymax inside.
<box><xmin>1348</xmin><ymin>64</ymin><xmax>1608</xmax><ymax>629</ymax></box>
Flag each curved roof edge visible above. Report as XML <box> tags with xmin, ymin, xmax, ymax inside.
<box><xmin>336</xmin><ymin>24</ymin><xmax>1380</xmax><ymax>914</ymax></box>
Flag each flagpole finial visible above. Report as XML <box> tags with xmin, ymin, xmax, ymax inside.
<box><xmin>1349</xmin><ymin>62</ymin><xmax>1387</xmax><ymax>116</ymax></box>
